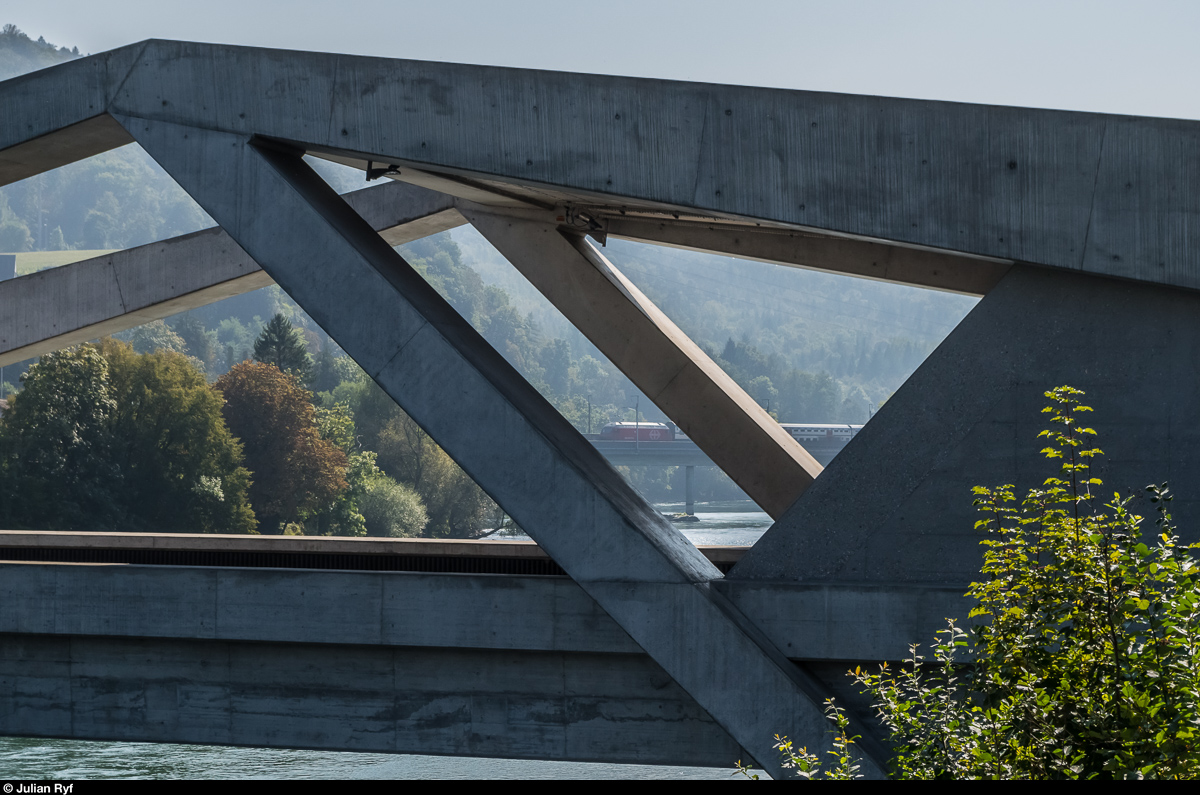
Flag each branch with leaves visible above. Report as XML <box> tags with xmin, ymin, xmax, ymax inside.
<box><xmin>759</xmin><ymin>387</ymin><xmax>1200</xmax><ymax>779</ymax></box>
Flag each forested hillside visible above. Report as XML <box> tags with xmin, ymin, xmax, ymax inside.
<box><xmin>0</xmin><ymin>27</ymin><xmax>210</xmax><ymax>254</ymax></box>
<box><xmin>0</xmin><ymin>24</ymin><xmax>76</xmax><ymax>81</ymax></box>
<box><xmin>0</xmin><ymin>26</ymin><xmax>978</xmax><ymax>519</ymax></box>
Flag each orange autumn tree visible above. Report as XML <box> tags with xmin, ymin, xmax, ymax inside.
<box><xmin>214</xmin><ymin>362</ymin><xmax>347</xmax><ymax>533</ymax></box>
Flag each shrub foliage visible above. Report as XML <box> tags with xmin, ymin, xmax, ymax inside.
<box><xmin>772</xmin><ymin>387</ymin><xmax>1200</xmax><ymax>779</ymax></box>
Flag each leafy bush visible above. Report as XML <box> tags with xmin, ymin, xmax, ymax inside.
<box><xmin>739</xmin><ymin>700</ymin><xmax>861</xmax><ymax>780</ymax></box>
<box><xmin>773</xmin><ymin>387</ymin><xmax>1200</xmax><ymax>779</ymax></box>
<box><xmin>358</xmin><ymin>471</ymin><xmax>428</xmax><ymax>538</ymax></box>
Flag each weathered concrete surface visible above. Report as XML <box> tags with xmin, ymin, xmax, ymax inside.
<box><xmin>0</xmin><ymin>561</ymin><xmax>966</xmax><ymax>662</ymax></box>
<box><xmin>0</xmin><ymin>563</ymin><xmax>637</xmax><ymax>654</ymax></box>
<box><xmin>0</xmin><ymin>180</ymin><xmax>461</xmax><ymax>367</ymax></box>
<box><xmin>466</xmin><ymin>207</ymin><xmax>819</xmax><ymax>519</ymax></box>
<box><xmin>117</xmin><ymin>122</ymin><xmax>875</xmax><ymax>776</ymax></box>
<box><xmin>605</xmin><ymin>216</ymin><xmax>1012</xmax><ymax>296</ymax></box>
<box><xmin>0</xmin><ymin>530</ymin><xmax>747</xmax><ymax>567</ymax></box>
<box><xmin>0</xmin><ymin>634</ymin><xmax>740</xmax><ymax>766</ymax></box>
<box><xmin>0</xmin><ymin>530</ymin><xmax>553</xmax><ymax>559</ymax></box>
<box><xmin>6</xmin><ymin>42</ymin><xmax>1200</xmax><ymax>290</ymax></box>
<box><xmin>0</xmin><ymin>45</ymin><xmax>137</xmax><ymax>186</ymax></box>
<box><xmin>7</xmin><ymin>41</ymin><xmax>1200</xmax><ymax>290</ymax></box>
<box><xmin>733</xmin><ymin>264</ymin><xmax>1200</xmax><ymax>586</ymax></box>
<box><xmin>0</xmin><ymin>559</ymin><xmax>967</xmax><ymax>764</ymax></box>
<box><xmin>0</xmin><ymin>115</ymin><xmax>132</xmax><ymax>187</ymax></box>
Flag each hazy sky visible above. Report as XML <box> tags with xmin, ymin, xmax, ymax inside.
<box><xmin>9</xmin><ymin>0</ymin><xmax>1200</xmax><ymax>120</ymax></box>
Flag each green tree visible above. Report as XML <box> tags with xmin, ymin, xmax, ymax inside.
<box><xmin>214</xmin><ymin>361</ymin><xmax>347</xmax><ymax>533</ymax></box>
<box><xmin>80</xmin><ymin>191</ymin><xmax>120</xmax><ymax>248</ymax></box>
<box><xmin>314</xmin><ymin>401</ymin><xmax>357</xmax><ymax>455</ymax></box>
<box><xmin>0</xmin><ymin>342</ymin><xmax>256</xmax><ymax>534</ymax></box>
<box><xmin>305</xmin><ymin>450</ymin><xmax>371</xmax><ymax>537</ymax></box>
<box><xmin>99</xmin><ymin>339</ymin><xmax>256</xmax><ymax>534</ymax></box>
<box><xmin>253</xmin><ymin>313</ymin><xmax>313</xmax><ymax>383</ymax></box>
<box><xmin>45</xmin><ymin>225</ymin><xmax>67</xmax><ymax>251</ymax></box>
<box><xmin>0</xmin><ymin>346</ymin><xmax>120</xmax><ymax>529</ymax></box>
<box><xmin>0</xmin><ymin>217</ymin><xmax>32</xmax><ymax>251</ymax></box>
<box><xmin>330</xmin><ymin>373</ymin><xmax>499</xmax><ymax>538</ymax></box>
<box><xmin>172</xmin><ymin>314</ymin><xmax>218</xmax><ymax>374</ymax></box>
<box><xmin>375</xmin><ymin>411</ymin><xmax>498</xmax><ymax>538</ymax></box>
<box><xmin>309</xmin><ymin>339</ymin><xmax>341</xmax><ymax>395</ymax></box>
<box><xmin>540</xmin><ymin>338</ymin><xmax>571</xmax><ymax>396</ymax></box>
<box><xmin>790</xmin><ymin>387</ymin><xmax>1200</xmax><ymax>779</ymax></box>
<box><xmin>125</xmin><ymin>320</ymin><xmax>187</xmax><ymax>356</ymax></box>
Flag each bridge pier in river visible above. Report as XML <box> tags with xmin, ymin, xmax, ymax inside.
<box><xmin>4</xmin><ymin>41</ymin><xmax>1200</xmax><ymax>776</ymax></box>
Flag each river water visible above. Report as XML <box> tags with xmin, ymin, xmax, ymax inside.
<box><xmin>0</xmin><ymin>738</ymin><xmax>747</xmax><ymax>780</ymax></box>
<box><xmin>0</xmin><ymin>503</ymin><xmax>771</xmax><ymax>780</ymax></box>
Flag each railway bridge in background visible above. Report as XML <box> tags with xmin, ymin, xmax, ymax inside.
<box><xmin>4</xmin><ymin>41</ymin><xmax>1200</xmax><ymax>777</ymax></box>
<box><xmin>590</xmin><ymin>434</ymin><xmax>853</xmax><ymax>514</ymax></box>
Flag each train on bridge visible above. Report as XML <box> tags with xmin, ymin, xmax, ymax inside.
<box><xmin>599</xmin><ymin>421</ymin><xmax>864</xmax><ymax>445</ymax></box>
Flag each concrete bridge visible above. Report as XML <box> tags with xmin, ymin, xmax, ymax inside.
<box><xmin>4</xmin><ymin>40</ymin><xmax>1200</xmax><ymax>776</ymax></box>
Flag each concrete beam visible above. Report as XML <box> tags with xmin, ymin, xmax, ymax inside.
<box><xmin>0</xmin><ymin>115</ymin><xmax>132</xmax><ymax>188</ymax></box>
<box><xmin>0</xmin><ymin>225</ymin><xmax>264</xmax><ymax>368</ymax></box>
<box><xmin>81</xmin><ymin>42</ymin><xmax>1200</xmax><ymax>290</ymax></box>
<box><xmin>0</xmin><ymin>562</ymin><xmax>638</xmax><ymax>655</ymax></box>
<box><xmin>0</xmin><ymin>180</ymin><xmax>461</xmax><ymax>367</ymax></box>
<box><xmin>7</xmin><ymin>42</ymin><xmax>1200</xmax><ymax>290</ymax></box>
<box><xmin>119</xmin><ymin>118</ymin><xmax>880</xmax><ymax>776</ymax></box>
<box><xmin>0</xmin><ymin>634</ymin><xmax>740</xmax><ymax>766</ymax></box>
<box><xmin>0</xmin><ymin>558</ymin><xmax>967</xmax><ymax>762</ymax></box>
<box><xmin>0</xmin><ymin>530</ymin><xmax>748</xmax><ymax>569</ymax></box>
<box><xmin>0</xmin><ymin>530</ymin><xmax>557</xmax><ymax>559</ymax></box>
<box><xmin>0</xmin><ymin>47</ymin><xmax>141</xmax><ymax>186</ymax></box>
<box><xmin>464</xmin><ymin>208</ymin><xmax>820</xmax><ymax>519</ymax></box>
<box><xmin>605</xmin><ymin>216</ymin><xmax>1012</xmax><ymax>296</ymax></box>
<box><xmin>0</xmin><ymin>560</ymin><xmax>967</xmax><ymax>662</ymax></box>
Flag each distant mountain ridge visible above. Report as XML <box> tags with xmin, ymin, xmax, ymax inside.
<box><xmin>0</xmin><ymin>24</ymin><xmax>78</xmax><ymax>81</ymax></box>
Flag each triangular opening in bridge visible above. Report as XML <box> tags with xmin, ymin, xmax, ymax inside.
<box><xmin>602</xmin><ymin>238</ymin><xmax>978</xmax><ymax>429</ymax></box>
<box><xmin>599</xmin><ymin>237</ymin><xmax>980</xmax><ymax>534</ymax></box>
<box><xmin>0</xmin><ymin>142</ymin><xmax>216</xmax><ymax>270</ymax></box>
<box><xmin>0</xmin><ymin>142</ymin><xmax>217</xmax><ymax>390</ymax></box>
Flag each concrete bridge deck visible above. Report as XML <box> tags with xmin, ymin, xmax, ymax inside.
<box><xmin>0</xmin><ymin>533</ymin><xmax>962</xmax><ymax>766</ymax></box>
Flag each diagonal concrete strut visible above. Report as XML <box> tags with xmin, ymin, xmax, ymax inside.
<box><xmin>464</xmin><ymin>207</ymin><xmax>820</xmax><ymax>519</ymax></box>
<box><xmin>119</xmin><ymin>115</ymin><xmax>884</xmax><ymax>777</ymax></box>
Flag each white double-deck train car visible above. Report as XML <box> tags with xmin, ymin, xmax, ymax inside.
<box><xmin>597</xmin><ymin>421</ymin><xmax>863</xmax><ymax>446</ymax></box>
<box><xmin>779</xmin><ymin>423</ymin><xmax>863</xmax><ymax>445</ymax></box>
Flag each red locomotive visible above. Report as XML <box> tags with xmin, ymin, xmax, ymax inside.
<box><xmin>599</xmin><ymin>421</ymin><xmax>675</xmax><ymax>441</ymax></box>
